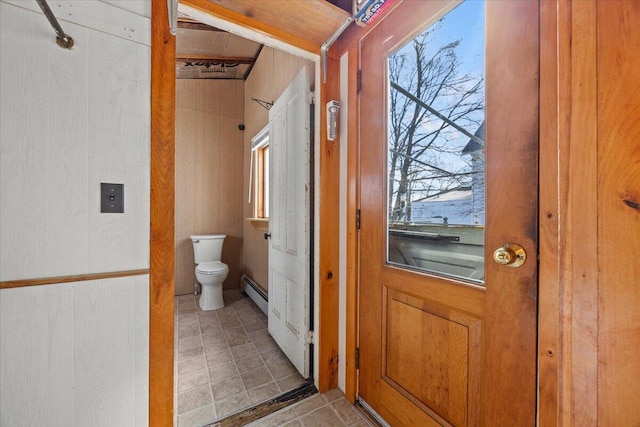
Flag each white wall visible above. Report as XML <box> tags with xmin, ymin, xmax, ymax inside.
<box><xmin>0</xmin><ymin>1</ymin><xmax>150</xmax><ymax>425</ymax></box>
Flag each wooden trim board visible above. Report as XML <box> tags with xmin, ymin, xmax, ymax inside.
<box><xmin>150</xmin><ymin>0</ymin><xmax>176</xmax><ymax>425</ymax></box>
<box><xmin>0</xmin><ymin>269</ymin><xmax>149</xmax><ymax>290</ymax></box>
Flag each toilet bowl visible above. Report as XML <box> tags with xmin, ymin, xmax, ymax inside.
<box><xmin>190</xmin><ymin>234</ymin><xmax>229</xmax><ymax>311</ymax></box>
<box><xmin>195</xmin><ymin>261</ymin><xmax>229</xmax><ymax>311</ymax></box>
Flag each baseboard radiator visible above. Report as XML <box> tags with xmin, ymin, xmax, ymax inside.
<box><xmin>241</xmin><ymin>274</ymin><xmax>268</xmax><ymax>316</ymax></box>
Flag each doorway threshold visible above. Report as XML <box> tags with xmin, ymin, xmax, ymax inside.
<box><xmin>205</xmin><ymin>381</ymin><xmax>317</xmax><ymax>427</ymax></box>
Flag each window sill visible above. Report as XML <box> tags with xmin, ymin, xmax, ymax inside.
<box><xmin>247</xmin><ymin>218</ymin><xmax>269</xmax><ymax>231</ymax></box>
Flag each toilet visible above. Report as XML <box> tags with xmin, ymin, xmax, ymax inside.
<box><xmin>190</xmin><ymin>234</ymin><xmax>229</xmax><ymax>311</ymax></box>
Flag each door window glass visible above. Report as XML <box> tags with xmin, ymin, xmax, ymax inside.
<box><xmin>386</xmin><ymin>0</ymin><xmax>486</xmax><ymax>283</ymax></box>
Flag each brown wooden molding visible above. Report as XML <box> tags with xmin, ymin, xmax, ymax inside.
<box><xmin>318</xmin><ymin>55</ymin><xmax>340</xmax><ymax>392</ymax></box>
<box><xmin>246</xmin><ymin>217</ymin><xmax>269</xmax><ymax>231</ymax></box>
<box><xmin>0</xmin><ymin>269</ymin><xmax>150</xmax><ymax>290</ymax></box>
<box><xmin>150</xmin><ymin>0</ymin><xmax>176</xmax><ymax>424</ymax></box>
<box><xmin>344</xmin><ymin>45</ymin><xmax>359</xmax><ymax>404</ymax></box>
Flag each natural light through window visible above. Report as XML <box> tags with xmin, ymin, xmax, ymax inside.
<box><xmin>250</xmin><ymin>127</ymin><xmax>270</xmax><ymax>220</ymax></box>
<box><xmin>386</xmin><ymin>0</ymin><xmax>486</xmax><ymax>283</ymax></box>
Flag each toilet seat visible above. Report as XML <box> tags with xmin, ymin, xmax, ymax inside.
<box><xmin>196</xmin><ymin>261</ymin><xmax>229</xmax><ymax>275</ymax></box>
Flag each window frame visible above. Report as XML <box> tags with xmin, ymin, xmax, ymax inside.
<box><xmin>250</xmin><ymin>125</ymin><xmax>270</xmax><ymax>220</ymax></box>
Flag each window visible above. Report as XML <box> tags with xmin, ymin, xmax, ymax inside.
<box><xmin>249</xmin><ymin>126</ymin><xmax>270</xmax><ymax>220</ymax></box>
<box><xmin>385</xmin><ymin>0</ymin><xmax>486</xmax><ymax>283</ymax></box>
<box><xmin>256</xmin><ymin>143</ymin><xmax>269</xmax><ymax>218</ymax></box>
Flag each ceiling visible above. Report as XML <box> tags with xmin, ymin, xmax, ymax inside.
<box><xmin>176</xmin><ymin>0</ymin><xmax>353</xmax><ymax>80</ymax></box>
<box><xmin>176</xmin><ymin>17</ymin><xmax>262</xmax><ymax>80</ymax></box>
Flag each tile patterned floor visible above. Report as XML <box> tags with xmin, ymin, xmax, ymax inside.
<box><xmin>245</xmin><ymin>388</ymin><xmax>374</xmax><ymax>427</ymax></box>
<box><xmin>174</xmin><ymin>290</ymin><xmax>307</xmax><ymax>427</ymax></box>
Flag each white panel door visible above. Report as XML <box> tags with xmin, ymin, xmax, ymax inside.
<box><xmin>268</xmin><ymin>68</ymin><xmax>311</xmax><ymax>377</ymax></box>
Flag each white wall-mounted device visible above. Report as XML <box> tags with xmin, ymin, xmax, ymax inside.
<box><xmin>326</xmin><ymin>100</ymin><xmax>341</xmax><ymax>141</ymax></box>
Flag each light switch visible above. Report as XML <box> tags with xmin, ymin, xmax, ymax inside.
<box><xmin>101</xmin><ymin>183</ymin><xmax>124</xmax><ymax>213</ymax></box>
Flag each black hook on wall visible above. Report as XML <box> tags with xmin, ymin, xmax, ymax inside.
<box><xmin>251</xmin><ymin>98</ymin><xmax>273</xmax><ymax>110</ymax></box>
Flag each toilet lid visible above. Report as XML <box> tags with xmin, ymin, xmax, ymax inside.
<box><xmin>196</xmin><ymin>261</ymin><xmax>228</xmax><ymax>275</ymax></box>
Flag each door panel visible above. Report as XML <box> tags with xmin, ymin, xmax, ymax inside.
<box><xmin>358</xmin><ymin>1</ymin><xmax>539</xmax><ymax>425</ymax></box>
<box><xmin>268</xmin><ymin>68</ymin><xmax>311</xmax><ymax>378</ymax></box>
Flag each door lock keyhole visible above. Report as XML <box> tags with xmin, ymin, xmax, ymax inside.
<box><xmin>493</xmin><ymin>243</ymin><xmax>527</xmax><ymax>267</ymax></box>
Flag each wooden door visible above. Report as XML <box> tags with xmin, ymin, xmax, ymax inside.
<box><xmin>268</xmin><ymin>68</ymin><xmax>312</xmax><ymax>378</ymax></box>
<box><xmin>358</xmin><ymin>1</ymin><xmax>539</xmax><ymax>426</ymax></box>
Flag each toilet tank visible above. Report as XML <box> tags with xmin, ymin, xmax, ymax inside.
<box><xmin>190</xmin><ymin>234</ymin><xmax>226</xmax><ymax>264</ymax></box>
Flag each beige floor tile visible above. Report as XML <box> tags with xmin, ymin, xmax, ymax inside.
<box><xmin>199</xmin><ymin>316</ymin><xmax>222</xmax><ymax>329</ymax></box>
<box><xmin>236</xmin><ymin>353</ymin><xmax>266</xmax><ymax>374</ymax></box>
<box><xmin>224</xmin><ymin>325</ymin><xmax>246</xmax><ymax>338</ymax></box>
<box><xmin>276</xmin><ymin>374</ymin><xmax>306</xmax><ymax>392</ymax></box>
<box><xmin>177</xmin><ymin>384</ymin><xmax>213</xmax><ymax>415</ymax></box>
<box><xmin>234</xmin><ymin>306</ymin><xmax>256</xmax><ymax>317</ymax></box>
<box><xmin>209</xmin><ymin>360</ymin><xmax>239</xmax><ymax>383</ymax></box>
<box><xmin>255</xmin><ymin>337</ymin><xmax>280</xmax><ymax>354</ymax></box>
<box><xmin>219</xmin><ymin>316</ymin><xmax>242</xmax><ymax>328</ymax></box>
<box><xmin>202</xmin><ymin>331</ymin><xmax>227</xmax><ymax>346</ymax></box>
<box><xmin>177</xmin><ymin>295</ymin><xmax>195</xmax><ymax>305</ymax></box>
<box><xmin>198</xmin><ymin>311</ymin><xmax>220</xmax><ymax>322</ymax></box>
<box><xmin>241</xmin><ymin>366</ymin><xmax>274</xmax><ymax>389</ymax></box>
<box><xmin>200</xmin><ymin>322</ymin><xmax>223</xmax><ymax>335</ymax></box>
<box><xmin>177</xmin><ymin>403</ymin><xmax>217</xmax><ymax>427</ymax></box>
<box><xmin>300</xmin><ymin>406</ymin><xmax>345</xmax><ymax>427</ymax></box>
<box><xmin>243</xmin><ymin>321</ymin><xmax>266</xmax><ymax>333</ymax></box>
<box><xmin>178</xmin><ymin>312</ymin><xmax>199</xmax><ymax>325</ymax></box>
<box><xmin>247</xmin><ymin>381</ymin><xmax>281</xmax><ymax>404</ymax></box>
<box><xmin>206</xmin><ymin>348</ymin><xmax>233</xmax><ymax>365</ymax></box>
<box><xmin>228</xmin><ymin>333</ymin><xmax>253</xmax><ymax>348</ymax></box>
<box><xmin>261</xmin><ymin>348</ymin><xmax>289</xmax><ymax>365</ymax></box>
<box><xmin>249</xmin><ymin>328</ymin><xmax>271</xmax><ymax>342</ymax></box>
<box><xmin>203</xmin><ymin>334</ymin><xmax>230</xmax><ymax>354</ymax></box>
<box><xmin>178</xmin><ymin>345</ymin><xmax>205</xmax><ymax>362</ymax></box>
<box><xmin>216</xmin><ymin>306</ymin><xmax>238</xmax><ymax>318</ymax></box>
<box><xmin>252</xmin><ymin>408</ymin><xmax>297</xmax><ymax>427</ymax></box>
<box><xmin>211</xmin><ymin>375</ymin><xmax>246</xmax><ymax>401</ymax></box>
<box><xmin>231</xmin><ymin>342</ymin><xmax>258</xmax><ymax>359</ymax></box>
<box><xmin>179</xmin><ymin>335</ymin><xmax>203</xmax><ymax>351</ymax></box>
<box><xmin>332</xmin><ymin>398</ymin><xmax>363</xmax><ymax>425</ymax></box>
<box><xmin>282</xmin><ymin>421</ymin><xmax>303</xmax><ymax>427</ymax></box>
<box><xmin>177</xmin><ymin>323</ymin><xmax>201</xmax><ymax>339</ymax></box>
<box><xmin>178</xmin><ymin>366</ymin><xmax>210</xmax><ymax>394</ymax></box>
<box><xmin>268</xmin><ymin>359</ymin><xmax>298</xmax><ymax>380</ymax></box>
<box><xmin>293</xmin><ymin>395</ymin><xmax>326</xmax><ymax>417</ymax></box>
<box><xmin>175</xmin><ymin>291</ymin><xmax>302</xmax><ymax>425</ymax></box>
<box><xmin>215</xmin><ymin>391</ymin><xmax>252</xmax><ymax>418</ymax></box>
<box><xmin>240</xmin><ymin>313</ymin><xmax>263</xmax><ymax>326</ymax></box>
<box><xmin>178</xmin><ymin>355</ymin><xmax>206</xmax><ymax>376</ymax></box>
<box><xmin>321</xmin><ymin>388</ymin><xmax>344</xmax><ymax>403</ymax></box>
<box><xmin>177</xmin><ymin>304</ymin><xmax>197</xmax><ymax>314</ymax></box>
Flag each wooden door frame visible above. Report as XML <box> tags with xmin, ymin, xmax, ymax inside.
<box><xmin>151</xmin><ymin>0</ymin><xmax>632</xmax><ymax>424</ymax></box>
<box><xmin>149</xmin><ymin>0</ymin><xmax>342</xmax><ymax>424</ymax></box>
<box><xmin>150</xmin><ymin>0</ymin><xmax>596</xmax><ymax>424</ymax></box>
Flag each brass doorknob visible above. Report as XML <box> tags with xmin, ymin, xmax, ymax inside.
<box><xmin>493</xmin><ymin>243</ymin><xmax>526</xmax><ymax>267</ymax></box>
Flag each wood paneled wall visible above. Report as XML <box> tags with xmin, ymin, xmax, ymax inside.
<box><xmin>0</xmin><ymin>1</ymin><xmax>151</xmax><ymax>424</ymax></box>
<box><xmin>175</xmin><ymin>79</ymin><xmax>245</xmax><ymax>295</ymax></box>
<box><xmin>0</xmin><ymin>276</ymin><xmax>149</xmax><ymax>426</ymax></box>
<box><xmin>242</xmin><ymin>47</ymin><xmax>312</xmax><ymax>291</ymax></box>
<box><xmin>596</xmin><ymin>1</ymin><xmax>640</xmax><ymax>423</ymax></box>
<box><xmin>528</xmin><ymin>0</ymin><xmax>640</xmax><ymax>424</ymax></box>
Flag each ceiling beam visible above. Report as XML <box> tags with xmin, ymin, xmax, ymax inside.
<box><xmin>175</xmin><ymin>55</ymin><xmax>256</xmax><ymax>64</ymax></box>
<box><xmin>177</xmin><ymin>20</ymin><xmax>224</xmax><ymax>32</ymax></box>
<box><xmin>180</xmin><ymin>0</ymin><xmax>323</xmax><ymax>55</ymax></box>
